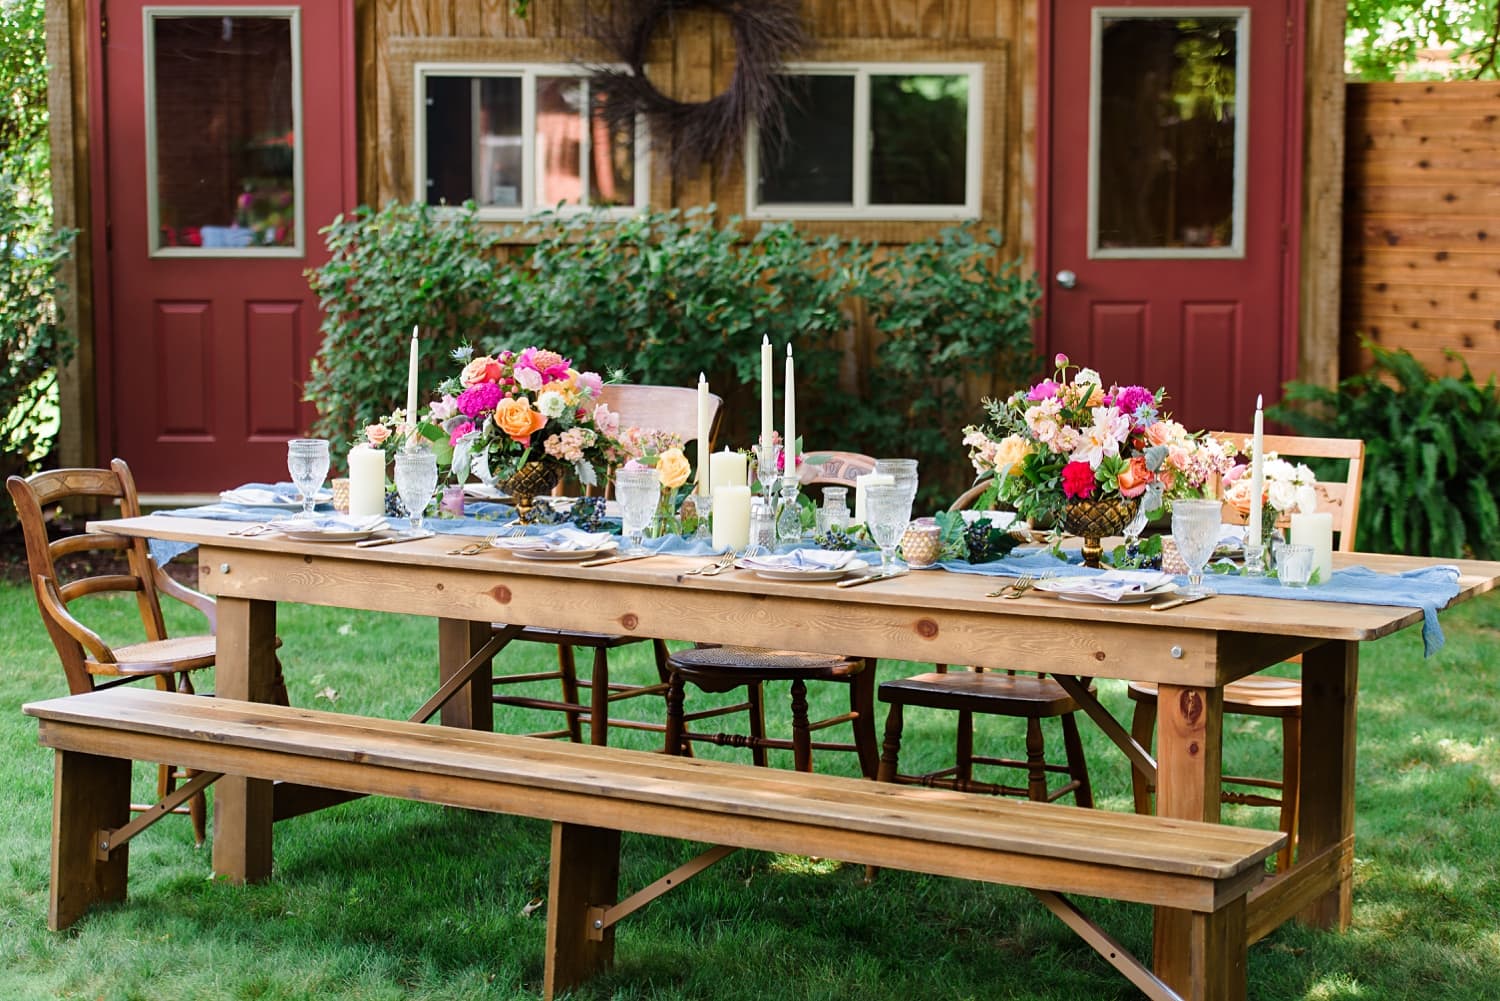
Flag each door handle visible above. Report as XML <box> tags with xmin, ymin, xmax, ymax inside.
<box><xmin>1055</xmin><ymin>269</ymin><xmax>1078</xmax><ymax>290</ymax></box>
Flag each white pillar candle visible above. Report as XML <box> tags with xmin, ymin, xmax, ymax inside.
<box><xmin>696</xmin><ymin>372</ymin><xmax>710</xmax><ymax>494</ymax></box>
<box><xmin>783</xmin><ymin>344</ymin><xmax>796</xmax><ymax>481</ymax></box>
<box><xmin>1247</xmin><ymin>394</ymin><xmax>1265</xmax><ymax>550</ymax></box>
<box><xmin>405</xmin><ymin>325</ymin><xmax>420</xmax><ymax>425</ymax></box>
<box><xmin>853</xmin><ymin>472</ymin><xmax>894</xmax><ymax>526</ymax></box>
<box><xmin>709</xmin><ymin>447</ymin><xmax>747</xmax><ymax>489</ymax></box>
<box><xmin>711</xmin><ymin>484</ymin><xmax>751</xmax><ymax>551</ymax></box>
<box><xmin>1290</xmin><ymin>511</ymin><xmax>1335</xmax><ymax>585</ymax></box>
<box><xmin>348</xmin><ymin>445</ymin><xmax>387</xmax><ymax>517</ymax></box>
<box><xmin>760</xmin><ymin>334</ymin><xmax>773</xmax><ymax>448</ymax></box>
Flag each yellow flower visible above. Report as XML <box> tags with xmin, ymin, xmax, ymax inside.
<box><xmin>993</xmin><ymin>435</ymin><xmax>1030</xmax><ymax>475</ymax></box>
<box><xmin>655</xmin><ymin>447</ymin><xmax>692</xmax><ymax>490</ymax></box>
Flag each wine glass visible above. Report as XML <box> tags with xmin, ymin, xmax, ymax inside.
<box><xmin>615</xmin><ymin>466</ymin><xmax>661</xmax><ymax>555</ymax></box>
<box><xmin>755</xmin><ymin>442</ymin><xmax>782</xmax><ymax>499</ymax></box>
<box><xmin>865</xmin><ymin>483</ymin><xmax>914</xmax><ymax>574</ymax></box>
<box><xmin>874</xmin><ymin>458</ymin><xmax>919</xmax><ymax>509</ymax></box>
<box><xmin>286</xmin><ymin>439</ymin><xmax>330</xmax><ymax>517</ymax></box>
<box><xmin>1171</xmin><ymin>498</ymin><xmax>1223</xmax><ymax>597</ymax></box>
<box><xmin>393</xmin><ymin>446</ymin><xmax>438</xmax><ymax>532</ymax></box>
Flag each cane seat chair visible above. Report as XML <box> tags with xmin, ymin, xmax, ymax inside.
<box><xmin>659</xmin><ymin>455</ymin><xmax>882</xmax><ymax>776</ymax></box>
<box><xmin>488</xmin><ymin>384</ymin><xmax>722</xmax><ymax>746</ymax></box>
<box><xmin>874</xmin><ymin>486</ymin><xmax>1094</xmax><ymax>806</ymax></box>
<box><xmin>7</xmin><ymin>458</ymin><xmax>289</xmax><ymax>845</ymax></box>
<box><xmin>1127</xmin><ymin>433</ymin><xmax>1365</xmax><ymax>872</ymax></box>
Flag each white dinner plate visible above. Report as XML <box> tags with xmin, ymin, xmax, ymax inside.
<box><xmin>220</xmin><ymin>490</ymin><xmax>333</xmax><ymax>509</ymax></box>
<box><xmin>1040</xmin><ymin>583</ymin><xmax>1179</xmax><ymax>605</ymax></box>
<box><xmin>748</xmin><ymin>566</ymin><xmax>857</xmax><ymax>583</ymax></box>
<box><xmin>510</xmin><ymin>544</ymin><xmax>618</xmax><ymax>561</ymax></box>
<box><xmin>278</xmin><ymin>528</ymin><xmax>378</xmax><ymax>543</ymax></box>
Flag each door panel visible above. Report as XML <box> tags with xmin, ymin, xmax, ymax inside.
<box><xmin>101</xmin><ymin>1</ymin><xmax>353</xmax><ymax>491</ymax></box>
<box><xmin>1043</xmin><ymin>2</ymin><xmax>1301</xmax><ymax>432</ymax></box>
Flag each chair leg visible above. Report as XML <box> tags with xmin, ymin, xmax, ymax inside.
<box><xmin>1129</xmin><ymin>696</ymin><xmax>1158</xmax><ymax>815</ymax></box>
<box><xmin>1059</xmin><ymin>712</ymin><xmax>1094</xmax><ymax>809</ymax></box>
<box><xmin>589</xmin><ymin>646</ymin><xmax>610</xmax><ymax>747</ymax></box>
<box><xmin>954</xmin><ymin>709</ymin><xmax>976</xmax><ymax>790</ymax></box>
<box><xmin>1278</xmin><ymin>712</ymin><xmax>1302</xmax><ymax>872</ymax></box>
<box><xmin>848</xmin><ymin>662</ymin><xmax>879</xmax><ymax>779</ymax></box>
<box><xmin>556</xmin><ymin>645</ymin><xmax>584</xmax><ymax>744</ymax></box>
<box><xmin>664</xmin><ymin>674</ymin><xmax>686</xmax><ymax>756</ymax></box>
<box><xmin>270</xmin><ymin>655</ymin><xmax>290</xmax><ymax>707</ymax></box>
<box><xmin>789</xmin><ymin>679</ymin><xmax>813</xmax><ymax>772</ymax></box>
<box><xmin>878</xmin><ymin>702</ymin><xmax>905</xmax><ymax>784</ymax></box>
<box><xmin>1024</xmin><ymin>718</ymin><xmax>1048</xmax><ymax>802</ymax></box>
<box><xmin>748</xmin><ymin>683</ymin><xmax>768</xmax><ymax>768</ymax></box>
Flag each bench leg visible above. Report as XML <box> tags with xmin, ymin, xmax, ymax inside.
<box><xmin>49</xmin><ymin>750</ymin><xmax>131</xmax><ymax>930</ymax></box>
<box><xmin>1186</xmin><ymin>896</ymin><xmax>1248</xmax><ymax>1001</ymax></box>
<box><xmin>544</xmin><ymin>821</ymin><xmax>621</xmax><ymax>1001</ymax></box>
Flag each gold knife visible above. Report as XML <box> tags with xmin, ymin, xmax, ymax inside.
<box><xmin>578</xmin><ymin>552</ymin><xmax>659</xmax><ymax>568</ymax></box>
<box><xmin>1151</xmin><ymin>593</ymin><xmax>1214</xmax><ymax>611</ymax></box>
<box><xmin>354</xmin><ymin>531</ymin><xmax>433</xmax><ymax>548</ymax></box>
<box><xmin>836</xmin><ymin>569</ymin><xmax>909</xmax><ymax>588</ymax></box>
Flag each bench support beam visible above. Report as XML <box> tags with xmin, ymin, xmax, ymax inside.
<box><xmin>1033</xmin><ymin>890</ymin><xmax>1184</xmax><ymax>1001</ymax></box>
<box><xmin>99</xmin><ymin>769</ymin><xmax>223</xmax><ymax>857</ymax></box>
<box><xmin>545</xmin><ymin>822</ymin><xmax>620</xmax><ymax>1001</ymax></box>
<box><xmin>587</xmin><ymin>844</ymin><xmax>738</xmax><ymax>939</ymax></box>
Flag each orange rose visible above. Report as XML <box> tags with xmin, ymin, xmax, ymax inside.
<box><xmin>655</xmin><ymin>447</ymin><xmax>692</xmax><ymax>490</ymax></box>
<box><xmin>460</xmin><ymin>356</ymin><xmax>503</xmax><ymax>387</ymax></box>
<box><xmin>364</xmin><ymin>423</ymin><xmax>390</xmax><ymax>446</ymax></box>
<box><xmin>1117</xmin><ymin>455</ymin><xmax>1151</xmax><ymax>498</ymax></box>
<box><xmin>495</xmin><ymin>397</ymin><xmax>548</xmax><ymax>444</ymax></box>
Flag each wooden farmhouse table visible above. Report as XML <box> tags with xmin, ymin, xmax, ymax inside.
<box><xmin>92</xmin><ymin>515</ymin><xmax>1500</xmax><ymax>991</ymax></box>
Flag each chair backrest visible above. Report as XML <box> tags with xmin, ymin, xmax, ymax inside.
<box><xmin>598</xmin><ymin>384</ymin><xmax>724</xmax><ymax>448</ymax></box>
<box><xmin>6</xmin><ymin>459</ymin><xmax>168</xmax><ymax>693</ymax></box>
<box><xmin>1209</xmin><ymin>432</ymin><xmax>1365</xmax><ymax>551</ymax></box>
<box><xmin>799</xmin><ymin>451</ymin><xmax>876</xmax><ymax>488</ymax></box>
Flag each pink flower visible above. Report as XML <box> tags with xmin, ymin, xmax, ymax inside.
<box><xmin>1062</xmin><ymin>461</ymin><xmax>1097</xmax><ymax>499</ymax></box>
<box><xmin>364</xmin><ymin>424</ymin><xmax>390</xmax><ymax>446</ymax></box>
<box><xmin>516</xmin><ymin>347</ymin><xmax>573</xmax><ymax>383</ymax></box>
<box><xmin>449</xmin><ymin>420</ymin><xmax>474</xmax><ymax>445</ymax></box>
<box><xmin>513</xmin><ymin>367</ymin><xmax>543</xmax><ymax>392</ymax></box>
<box><xmin>1027</xmin><ymin>379</ymin><xmax>1062</xmax><ymax>402</ymax></box>
<box><xmin>456</xmin><ymin>382</ymin><xmax>503</xmax><ymax>419</ymax></box>
<box><xmin>460</xmin><ymin>356</ymin><xmax>503</xmax><ymax>387</ymax></box>
<box><xmin>576</xmin><ymin>370</ymin><xmax>604</xmax><ymax>398</ymax></box>
<box><xmin>428</xmin><ymin>394</ymin><xmax>458</xmax><ymax>421</ymax></box>
<box><xmin>592</xmin><ymin>402</ymin><xmax>620</xmax><ymax>436</ymax></box>
<box><xmin>1111</xmin><ymin>385</ymin><xmax>1155</xmax><ymax>419</ymax></box>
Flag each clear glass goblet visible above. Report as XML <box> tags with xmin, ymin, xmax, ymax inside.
<box><xmin>875</xmin><ymin>457</ymin><xmax>919</xmax><ymax>509</ymax></box>
<box><xmin>755</xmin><ymin>442</ymin><xmax>782</xmax><ymax>500</ymax></box>
<box><xmin>865</xmin><ymin>483</ymin><xmax>914</xmax><ymax>573</ymax></box>
<box><xmin>1171</xmin><ymin>498</ymin><xmax>1223</xmax><ymax>597</ymax></box>
<box><xmin>615</xmin><ymin>466</ymin><xmax>661</xmax><ymax>555</ymax></box>
<box><xmin>286</xmin><ymin>439</ymin><xmax>330</xmax><ymax>517</ymax></box>
<box><xmin>393</xmin><ymin>446</ymin><xmax>439</xmax><ymax>532</ymax></box>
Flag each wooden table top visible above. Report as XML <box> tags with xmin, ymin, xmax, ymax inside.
<box><xmin>100</xmin><ymin>515</ymin><xmax>1500</xmax><ymax>648</ymax></box>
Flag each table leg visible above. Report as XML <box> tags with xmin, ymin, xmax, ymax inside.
<box><xmin>212</xmin><ymin>596</ymin><xmax>278</xmax><ymax>884</ymax></box>
<box><xmin>1153</xmin><ymin>682</ymin><xmax>1225</xmax><ymax>994</ymax></box>
<box><xmin>438</xmin><ymin>618</ymin><xmax>494</xmax><ymax>732</ymax></box>
<box><xmin>1296</xmin><ymin>639</ymin><xmax>1358</xmax><ymax>930</ymax></box>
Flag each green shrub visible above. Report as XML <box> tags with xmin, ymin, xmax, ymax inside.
<box><xmin>303</xmin><ymin>201</ymin><xmax>506</xmax><ymax>465</ymax></box>
<box><xmin>305</xmin><ymin>205</ymin><xmax>1039</xmax><ymax>503</ymax></box>
<box><xmin>1270</xmin><ymin>343</ymin><xmax>1500</xmax><ymax>558</ymax></box>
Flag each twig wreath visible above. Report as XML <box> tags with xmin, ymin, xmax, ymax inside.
<box><xmin>586</xmin><ymin>0</ymin><xmax>809</xmax><ymax>176</ymax></box>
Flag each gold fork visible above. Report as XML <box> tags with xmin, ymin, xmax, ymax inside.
<box><xmin>447</xmin><ymin>533</ymin><xmax>499</xmax><ymax>556</ymax></box>
<box><xmin>686</xmin><ymin>552</ymin><xmax>736</xmax><ymax>576</ymax></box>
<box><xmin>987</xmin><ymin>573</ymin><xmax>1034</xmax><ymax>598</ymax></box>
<box><xmin>228</xmin><ymin>523</ymin><xmax>275</xmax><ymax>537</ymax></box>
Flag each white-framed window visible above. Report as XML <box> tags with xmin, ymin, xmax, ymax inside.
<box><xmin>415</xmin><ymin>63</ymin><xmax>650</xmax><ymax>219</ymax></box>
<box><xmin>746</xmin><ymin>63</ymin><xmax>983</xmax><ymax>221</ymax></box>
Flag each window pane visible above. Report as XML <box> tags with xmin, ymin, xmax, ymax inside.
<box><xmin>425</xmin><ymin>76</ymin><xmax>523</xmax><ymax>209</ymax></box>
<box><xmin>1096</xmin><ymin>17</ymin><xmax>1239</xmax><ymax>250</ymax></box>
<box><xmin>151</xmin><ymin>16</ymin><xmax>296</xmax><ymax>250</ymax></box>
<box><xmin>537</xmin><ymin>76</ymin><xmax>583</xmax><ymax>207</ymax></box>
<box><xmin>758</xmin><ymin>75</ymin><xmax>855</xmax><ymax>204</ymax></box>
<box><xmin>588</xmin><ymin>86</ymin><xmax>636</xmax><ymax>207</ymax></box>
<box><xmin>870</xmin><ymin>75</ymin><xmax>969</xmax><ymax>205</ymax></box>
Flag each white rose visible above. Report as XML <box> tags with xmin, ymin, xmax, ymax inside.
<box><xmin>536</xmin><ymin>390</ymin><xmax>567</xmax><ymax>419</ymax></box>
<box><xmin>1294</xmin><ymin>483</ymin><xmax>1319</xmax><ymax>513</ymax></box>
<box><xmin>1267</xmin><ymin>478</ymin><xmax>1298</xmax><ymax>512</ymax></box>
<box><xmin>1073</xmin><ymin>367</ymin><xmax>1101</xmax><ymax>387</ymax></box>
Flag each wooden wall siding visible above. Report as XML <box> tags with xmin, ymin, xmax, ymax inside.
<box><xmin>1343</xmin><ymin>81</ymin><xmax>1500</xmax><ymax>383</ymax></box>
<box><xmin>359</xmin><ymin>0</ymin><xmax>1027</xmax><ymax>251</ymax></box>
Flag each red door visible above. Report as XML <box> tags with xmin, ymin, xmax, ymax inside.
<box><xmin>95</xmin><ymin>1</ymin><xmax>354</xmax><ymax>491</ymax></box>
<box><xmin>1039</xmin><ymin>1</ymin><xmax>1302</xmax><ymax>431</ymax></box>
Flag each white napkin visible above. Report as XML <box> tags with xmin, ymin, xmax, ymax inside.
<box><xmin>738</xmin><ymin>549</ymin><xmax>858</xmax><ymax>573</ymax></box>
<box><xmin>277</xmin><ymin>515</ymin><xmax>388</xmax><ymax>534</ymax></box>
<box><xmin>494</xmin><ymin>527</ymin><xmax>615</xmax><ymax>551</ymax></box>
<box><xmin>1037</xmin><ymin>569</ymin><xmax>1175</xmax><ymax>601</ymax></box>
<box><xmin>220</xmin><ymin>484</ymin><xmax>330</xmax><ymax>506</ymax></box>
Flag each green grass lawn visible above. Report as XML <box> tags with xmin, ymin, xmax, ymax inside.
<box><xmin>1</xmin><ymin>579</ymin><xmax>1497</xmax><ymax>1000</ymax></box>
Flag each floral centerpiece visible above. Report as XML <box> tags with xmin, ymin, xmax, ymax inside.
<box><xmin>422</xmin><ymin>346</ymin><xmax>624</xmax><ymax>519</ymax></box>
<box><xmin>962</xmin><ymin>355</ymin><xmax>1233</xmax><ymax>564</ymax></box>
<box><xmin>1222</xmin><ymin>451</ymin><xmax>1319</xmax><ymax>538</ymax></box>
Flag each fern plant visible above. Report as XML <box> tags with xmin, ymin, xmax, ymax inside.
<box><xmin>1270</xmin><ymin>343</ymin><xmax>1500</xmax><ymax>559</ymax></box>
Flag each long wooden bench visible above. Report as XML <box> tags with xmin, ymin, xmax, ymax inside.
<box><xmin>25</xmin><ymin>688</ymin><xmax>1282</xmax><ymax>1001</ymax></box>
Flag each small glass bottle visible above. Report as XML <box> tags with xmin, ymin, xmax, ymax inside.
<box><xmin>818</xmin><ymin>486</ymin><xmax>850</xmax><ymax>534</ymax></box>
<box><xmin>776</xmin><ymin>482</ymin><xmax>802</xmax><ymax>545</ymax></box>
<box><xmin>749</xmin><ymin>497</ymin><xmax>775</xmax><ymax>553</ymax></box>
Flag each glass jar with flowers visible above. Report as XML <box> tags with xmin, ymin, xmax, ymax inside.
<box><xmin>424</xmin><ymin>346</ymin><xmax>623</xmax><ymax>522</ymax></box>
<box><xmin>614</xmin><ymin>429</ymin><xmax>692</xmax><ymax>536</ymax></box>
<box><xmin>1221</xmin><ymin>452</ymin><xmax>1319</xmax><ymax>566</ymax></box>
<box><xmin>962</xmin><ymin>355</ymin><xmax>1233</xmax><ymax>566</ymax></box>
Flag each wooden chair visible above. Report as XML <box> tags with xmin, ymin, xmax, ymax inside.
<box><xmin>660</xmin><ymin>455</ymin><xmax>882</xmax><ymax>776</ymax></box>
<box><xmin>488</xmin><ymin>384</ymin><xmax>723</xmax><ymax>745</ymax></box>
<box><xmin>6</xmin><ymin>458</ymin><xmax>288</xmax><ymax>844</ymax></box>
<box><xmin>874</xmin><ymin>492</ymin><xmax>1094</xmax><ymax>806</ymax></box>
<box><xmin>1127</xmin><ymin>433</ymin><xmax>1365</xmax><ymax>872</ymax></box>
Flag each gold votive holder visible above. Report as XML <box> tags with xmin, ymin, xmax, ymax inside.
<box><xmin>331</xmin><ymin>477</ymin><xmax>350</xmax><ymax>514</ymax></box>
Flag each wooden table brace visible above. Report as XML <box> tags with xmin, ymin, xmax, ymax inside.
<box><xmin>585</xmin><ymin>844</ymin><xmax>739</xmax><ymax>941</ymax></box>
<box><xmin>1033</xmin><ymin>889</ymin><xmax>1184</xmax><ymax>1001</ymax></box>
<box><xmin>99</xmin><ymin>769</ymin><xmax>223</xmax><ymax>858</ymax></box>
<box><xmin>1052</xmin><ymin>673</ymin><xmax>1158</xmax><ymax>784</ymax></box>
